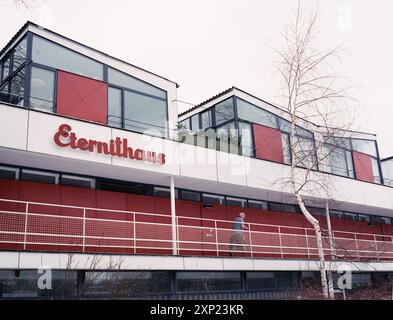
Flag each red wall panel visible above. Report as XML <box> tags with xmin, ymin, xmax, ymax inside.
<box><xmin>56</xmin><ymin>70</ymin><xmax>108</xmax><ymax>124</ymax></box>
<box><xmin>353</xmin><ymin>151</ymin><xmax>374</xmax><ymax>182</ymax></box>
<box><xmin>252</xmin><ymin>123</ymin><xmax>284</xmax><ymax>163</ymax></box>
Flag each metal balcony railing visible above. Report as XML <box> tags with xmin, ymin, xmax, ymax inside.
<box><xmin>0</xmin><ymin>198</ymin><xmax>392</xmax><ymax>261</ymax></box>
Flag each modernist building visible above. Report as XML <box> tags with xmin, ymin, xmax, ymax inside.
<box><xmin>0</xmin><ymin>22</ymin><xmax>393</xmax><ymax>299</ymax></box>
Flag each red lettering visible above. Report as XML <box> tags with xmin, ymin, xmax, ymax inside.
<box><xmin>77</xmin><ymin>138</ymin><xmax>89</xmax><ymax>151</ymax></box>
<box><xmin>54</xmin><ymin>124</ymin><xmax>72</xmax><ymax>147</ymax></box>
<box><xmin>53</xmin><ymin>123</ymin><xmax>165</xmax><ymax>165</ymax></box>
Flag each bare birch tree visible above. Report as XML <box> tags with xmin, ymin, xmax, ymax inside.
<box><xmin>271</xmin><ymin>1</ymin><xmax>359</xmax><ymax>299</ymax></box>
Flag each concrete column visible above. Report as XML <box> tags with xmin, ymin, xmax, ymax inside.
<box><xmin>170</xmin><ymin>176</ymin><xmax>177</xmax><ymax>255</ymax></box>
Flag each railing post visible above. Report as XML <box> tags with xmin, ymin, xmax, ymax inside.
<box><xmin>170</xmin><ymin>176</ymin><xmax>177</xmax><ymax>255</ymax></box>
<box><xmin>133</xmin><ymin>212</ymin><xmax>136</xmax><ymax>254</ymax></box>
<box><xmin>278</xmin><ymin>226</ymin><xmax>283</xmax><ymax>258</ymax></box>
<box><xmin>305</xmin><ymin>229</ymin><xmax>310</xmax><ymax>259</ymax></box>
<box><xmin>214</xmin><ymin>220</ymin><xmax>219</xmax><ymax>256</ymax></box>
<box><xmin>23</xmin><ymin>202</ymin><xmax>29</xmax><ymax>250</ymax></box>
<box><xmin>82</xmin><ymin>208</ymin><xmax>86</xmax><ymax>252</ymax></box>
<box><xmin>354</xmin><ymin>233</ymin><xmax>360</xmax><ymax>261</ymax></box>
<box><xmin>176</xmin><ymin>216</ymin><xmax>180</xmax><ymax>255</ymax></box>
<box><xmin>374</xmin><ymin>235</ymin><xmax>380</xmax><ymax>261</ymax></box>
<box><xmin>248</xmin><ymin>223</ymin><xmax>253</xmax><ymax>258</ymax></box>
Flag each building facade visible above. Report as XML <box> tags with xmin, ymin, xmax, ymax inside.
<box><xmin>0</xmin><ymin>22</ymin><xmax>393</xmax><ymax>299</ymax></box>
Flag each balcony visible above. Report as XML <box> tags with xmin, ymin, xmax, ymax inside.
<box><xmin>1</xmin><ymin>198</ymin><xmax>392</xmax><ymax>262</ymax></box>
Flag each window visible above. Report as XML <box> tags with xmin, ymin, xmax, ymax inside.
<box><xmin>191</xmin><ymin>114</ymin><xmax>199</xmax><ymax>131</ymax></box>
<box><xmin>343</xmin><ymin>212</ymin><xmax>358</xmax><ymax>221</ymax></box>
<box><xmin>108</xmin><ymin>68</ymin><xmax>166</xmax><ymax>99</ymax></box>
<box><xmin>83</xmin><ymin>271</ymin><xmax>172</xmax><ymax>298</ymax></box>
<box><xmin>202</xmin><ymin>193</ymin><xmax>224</xmax><ymax>206</ymax></box>
<box><xmin>61</xmin><ymin>175</ymin><xmax>95</xmax><ymax>189</ymax></box>
<box><xmin>236</xmin><ymin>98</ymin><xmax>278</xmax><ymax>128</ymax></box>
<box><xmin>9</xmin><ymin>67</ymin><xmax>24</xmax><ymax>106</ymax></box>
<box><xmin>178</xmin><ymin>118</ymin><xmax>190</xmax><ymax>130</ymax></box>
<box><xmin>108</xmin><ymin>87</ymin><xmax>122</xmax><ymax>128</ymax></box>
<box><xmin>154</xmin><ymin>186</ymin><xmax>178</xmax><ymax>199</ymax></box>
<box><xmin>371</xmin><ymin>158</ymin><xmax>382</xmax><ymax>184</ymax></box>
<box><xmin>20</xmin><ymin>169</ymin><xmax>59</xmax><ymax>184</ymax></box>
<box><xmin>217</xmin><ymin>121</ymin><xmax>239</xmax><ymax>154</ymax></box>
<box><xmin>201</xmin><ymin>110</ymin><xmax>212</xmax><ymax>129</ymax></box>
<box><xmin>328</xmin><ymin>148</ymin><xmax>347</xmax><ymax>177</ymax></box>
<box><xmin>308</xmin><ymin>207</ymin><xmax>325</xmax><ymax>216</ymax></box>
<box><xmin>0</xmin><ymin>83</ymin><xmax>9</xmax><ymax>104</ymax></box>
<box><xmin>2</xmin><ymin>55</ymin><xmax>10</xmax><ymax>80</ymax></box>
<box><xmin>124</xmin><ymin>90</ymin><xmax>167</xmax><ymax>137</ymax></box>
<box><xmin>380</xmin><ymin>217</ymin><xmax>392</xmax><ymax>225</ymax></box>
<box><xmin>278</xmin><ymin>118</ymin><xmax>292</xmax><ymax>133</ymax></box>
<box><xmin>238</xmin><ymin>122</ymin><xmax>254</xmax><ymax>157</ymax></box>
<box><xmin>176</xmin><ymin>272</ymin><xmax>241</xmax><ymax>293</ymax></box>
<box><xmin>226</xmin><ymin>197</ymin><xmax>247</xmax><ymax>208</ymax></box>
<box><xmin>330</xmin><ymin>210</ymin><xmax>343</xmax><ymax>219</ymax></box>
<box><xmin>99</xmin><ymin>179</ymin><xmax>145</xmax><ymax>194</ymax></box>
<box><xmin>248</xmin><ymin>200</ymin><xmax>268</xmax><ymax>210</ymax></box>
<box><xmin>268</xmin><ymin>203</ymin><xmax>296</xmax><ymax>213</ymax></box>
<box><xmin>214</xmin><ymin>98</ymin><xmax>234</xmax><ymax>126</ymax></box>
<box><xmin>32</xmin><ymin>36</ymin><xmax>103</xmax><ymax>80</ymax></box>
<box><xmin>246</xmin><ymin>272</ymin><xmax>298</xmax><ymax>291</ymax></box>
<box><xmin>351</xmin><ymin>139</ymin><xmax>377</xmax><ymax>157</ymax></box>
<box><xmin>358</xmin><ymin>214</ymin><xmax>370</xmax><ymax>223</ymax></box>
<box><xmin>12</xmin><ymin>37</ymin><xmax>27</xmax><ymax>71</ymax></box>
<box><xmin>30</xmin><ymin>66</ymin><xmax>55</xmax><ymax>112</ymax></box>
<box><xmin>281</xmin><ymin>133</ymin><xmax>291</xmax><ymax>165</ymax></box>
<box><xmin>180</xmin><ymin>190</ymin><xmax>201</xmax><ymax>202</ymax></box>
<box><xmin>0</xmin><ymin>166</ymin><xmax>19</xmax><ymax>180</ymax></box>
<box><xmin>292</xmin><ymin>136</ymin><xmax>317</xmax><ymax>169</ymax></box>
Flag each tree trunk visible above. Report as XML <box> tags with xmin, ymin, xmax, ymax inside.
<box><xmin>296</xmin><ymin>193</ymin><xmax>329</xmax><ymax>299</ymax></box>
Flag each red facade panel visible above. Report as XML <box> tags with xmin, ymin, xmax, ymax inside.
<box><xmin>252</xmin><ymin>123</ymin><xmax>284</xmax><ymax>163</ymax></box>
<box><xmin>56</xmin><ymin>70</ymin><xmax>108</xmax><ymax>124</ymax></box>
<box><xmin>353</xmin><ymin>151</ymin><xmax>374</xmax><ymax>182</ymax></box>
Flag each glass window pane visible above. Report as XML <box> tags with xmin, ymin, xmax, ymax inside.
<box><xmin>358</xmin><ymin>214</ymin><xmax>370</xmax><ymax>223</ymax></box>
<box><xmin>108</xmin><ymin>67</ymin><xmax>166</xmax><ymax>98</ymax></box>
<box><xmin>178</xmin><ymin>119</ymin><xmax>190</xmax><ymax>130</ymax></box>
<box><xmin>0</xmin><ymin>83</ymin><xmax>9</xmax><ymax>104</ymax></box>
<box><xmin>12</xmin><ymin>37</ymin><xmax>27</xmax><ymax>71</ymax></box>
<box><xmin>177</xmin><ymin>272</ymin><xmax>241</xmax><ymax>293</ymax></box>
<box><xmin>269</xmin><ymin>203</ymin><xmax>296</xmax><ymax>213</ymax></box>
<box><xmin>83</xmin><ymin>271</ymin><xmax>172</xmax><ymax>298</ymax></box>
<box><xmin>0</xmin><ymin>166</ymin><xmax>19</xmax><ymax>180</ymax></box>
<box><xmin>328</xmin><ymin>147</ymin><xmax>348</xmax><ymax>177</ymax></box>
<box><xmin>346</xmin><ymin>151</ymin><xmax>355</xmax><ymax>178</ymax></box>
<box><xmin>20</xmin><ymin>169</ymin><xmax>59</xmax><ymax>184</ymax></box>
<box><xmin>201</xmin><ymin>110</ymin><xmax>212</xmax><ymax>129</ymax></box>
<box><xmin>124</xmin><ymin>91</ymin><xmax>167</xmax><ymax>137</ymax></box>
<box><xmin>351</xmin><ymin>139</ymin><xmax>377</xmax><ymax>157</ymax></box>
<box><xmin>2</xmin><ymin>56</ymin><xmax>10</xmax><ymax>80</ymax></box>
<box><xmin>9</xmin><ymin>67</ymin><xmax>25</xmax><ymax>106</ymax></box>
<box><xmin>371</xmin><ymin>158</ymin><xmax>381</xmax><ymax>184</ymax></box>
<box><xmin>237</xmin><ymin>98</ymin><xmax>278</xmax><ymax>128</ymax></box>
<box><xmin>61</xmin><ymin>175</ymin><xmax>95</xmax><ymax>189</ymax></box>
<box><xmin>330</xmin><ymin>210</ymin><xmax>343</xmax><ymax>219</ymax></box>
<box><xmin>239</xmin><ymin>122</ymin><xmax>253</xmax><ymax>157</ymax></box>
<box><xmin>281</xmin><ymin>133</ymin><xmax>291</xmax><ymax>165</ymax></box>
<box><xmin>108</xmin><ymin>87</ymin><xmax>122</xmax><ymax>128</ymax></box>
<box><xmin>32</xmin><ymin>35</ymin><xmax>103</xmax><ymax>80</ymax></box>
<box><xmin>202</xmin><ymin>193</ymin><xmax>224</xmax><ymax>206</ymax></box>
<box><xmin>226</xmin><ymin>197</ymin><xmax>247</xmax><ymax>208</ymax></box>
<box><xmin>180</xmin><ymin>190</ymin><xmax>201</xmax><ymax>202</ymax></box>
<box><xmin>278</xmin><ymin>118</ymin><xmax>291</xmax><ymax>132</ymax></box>
<box><xmin>30</xmin><ymin>66</ymin><xmax>55</xmax><ymax>112</ymax></box>
<box><xmin>248</xmin><ymin>200</ymin><xmax>268</xmax><ymax>210</ymax></box>
<box><xmin>293</xmin><ymin>136</ymin><xmax>317</xmax><ymax>169</ymax></box>
<box><xmin>191</xmin><ymin>114</ymin><xmax>199</xmax><ymax>131</ymax></box>
<box><xmin>214</xmin><ymin>98</ymin><xmax>234</xmax><ymax>126</ymax></box>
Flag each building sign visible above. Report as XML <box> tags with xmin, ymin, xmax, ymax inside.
<box><xmin>54</xmin><ymin>124</ymin><xmax>166</xmax><ymax>165</ymax></box>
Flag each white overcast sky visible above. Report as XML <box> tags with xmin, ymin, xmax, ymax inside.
<box><xmin>1</xmin><ymin>0</ymin><xmax>392</xmax><ymax>157</ymax></box>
